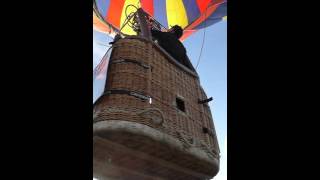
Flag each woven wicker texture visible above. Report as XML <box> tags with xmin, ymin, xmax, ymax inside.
<box><xmin>94</xmin><ymin>37</ymin><xmax>220</xmax><ymax>177</ymax></box>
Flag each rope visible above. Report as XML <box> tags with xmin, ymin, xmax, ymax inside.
<box><xmin>176</xmin><ymin>130</ymin><xmax>218</xmax><ymax>159</ymax></box>
<box><xmin>137</xmin><ymin>108</ymin><xmax>165</xmax><ymax>125</ymax></box>
<box><xmin>93</xmin><ymin>107</ymin><xmax>165</xmax><ymax>126</ymax></box>
<box><xmin>96</xmin><ymin>41</ymin><xmax>111</xmax><ymax>47</ymax></box>
<box><xmin>195</xmin><ymin>26</ymin><xmax>206</xmax><ymax>70</ymax></box>
<box><xmin>119</xmin><ymin>5</ymin><xmax>139</xmax><ymax>36</ymax></box>
<box><xmin>195</xmin><ymin>6</ymin><xmax>209</xmax><ymax>70</ymax></box>
<box><xmin>194</xmin><ymin>1</ymin><xmax>225</xmax><ymax>70</ymax></box>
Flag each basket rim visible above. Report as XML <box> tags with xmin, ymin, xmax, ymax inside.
<box><xmin>116</xmin><ymin>36</ymin><xmax>199</xmax><ymax>78</ymax></box>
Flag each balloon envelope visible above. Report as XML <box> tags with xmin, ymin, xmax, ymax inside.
<box><xmin>93</xmin><ymin>0</ymin><xmax>227</xmax><ymax>41</ymax></box>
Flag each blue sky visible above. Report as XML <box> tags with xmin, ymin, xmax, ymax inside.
<box><xmin>183</xmin><ymin>20</ymin><xmax>227</xmax><ymax>180</ymax></box>
<box><xmin>93</xmin><ymin>20</ymin><xmax>227</xmax><ymax>179</ymax></box>
<box><xmin>184</xmin><ymin>21</ymin><xmax>227</xmax><ymax>141</ymax></box>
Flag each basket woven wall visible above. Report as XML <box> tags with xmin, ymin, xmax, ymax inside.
<box><xmin>93</xmin><ymin>36</ymin><xmax>220</xmax><ymax>178</ymax></box>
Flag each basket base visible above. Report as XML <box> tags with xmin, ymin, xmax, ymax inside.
<box><xmin>93</xmin><ymin>120</ymin><xmax>219</xmax><ymax>180</ymax></box>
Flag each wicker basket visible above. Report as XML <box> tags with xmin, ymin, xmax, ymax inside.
<box><xmin>93</xmin><ymin>36</ymin><xmax>220</xmax><ymax>179</ymax></box>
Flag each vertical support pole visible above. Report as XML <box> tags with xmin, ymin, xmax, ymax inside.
<box><xmin>147</xmin><ymin>43</ymin><xmax>153</xmax><ymax>107</ymax></box>
<box><xmin>136</xmin><ymin>8</ymin><xmax>153</xmax><ymax>107</ymax></box>
<box><xmin>136</xmin><ymin>8</ymin><xmax>151</xmax><ymax>40</ymax></box>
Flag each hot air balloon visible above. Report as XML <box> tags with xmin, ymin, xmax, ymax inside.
<box><xmin>93</xmin><ymin>1</ymin><xmax>225</xmax><ymax>179</ymax></box>
<box><xmin>93</xmin><ymin>0</ymin><xmax>227</xmax><ymax>41</ymax></box>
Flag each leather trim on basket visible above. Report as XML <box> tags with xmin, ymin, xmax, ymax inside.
<box><xmin>103</xmin><ymin>89</ymin><xmax>151</xmax><ymax>101</ymax></box>
<box><xmin>111</xmin><ymin>58</ymin><xmax>151</xmax><ymax>69</ymax></box>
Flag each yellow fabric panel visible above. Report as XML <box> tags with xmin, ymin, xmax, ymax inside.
<box><xmin>166</xmin><ymin>0</ymin><xmax>188</xmax><ymax>28</ymax></box>
<box><xmin>119</xmin><ymin>0</ymin><xmax>141</xmax><ymax>35</ymax></box>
